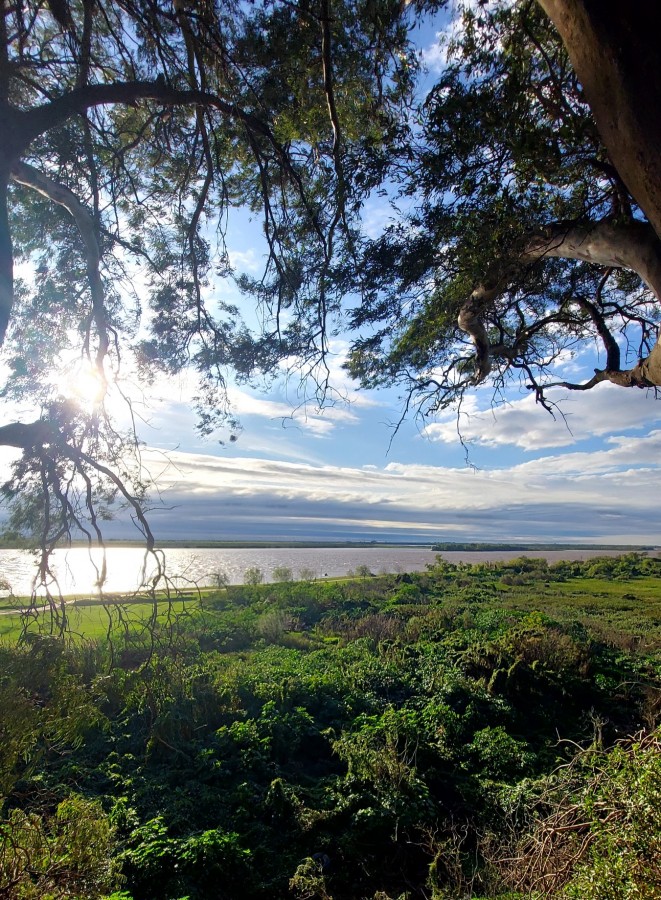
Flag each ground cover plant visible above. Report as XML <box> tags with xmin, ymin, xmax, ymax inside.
<box><xmin>1</xmin><ymin>553</ymin><xmax>661</xmax><ymax>898</ymax></box>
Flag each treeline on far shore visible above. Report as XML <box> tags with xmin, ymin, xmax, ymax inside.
<box><xmin>431</xmin><ymin>541</ymin><xmax>656</xmax><ymax>552</ymax></box>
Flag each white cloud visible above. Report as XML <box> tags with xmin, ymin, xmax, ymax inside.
<box><xmin>98</xmin><ymin>342</ymin><xmax>375</xmax><ymax>455</ymax></box>
<box><xmin>511</xmin><ymin>430</ymin><xmax>661</xmax><ymax>477</ymax></box>
<box><xmin>137</xmin><ymin>438</ymin><xmax>661</xmax><ymax>544</ymax></box>
<box><xmin>227</xmin><ymin>246</ymin><xmax>262</xmax><ymax>273</ymax></box>
<box><xmin>418</xmin><ymin>1</ymin><xmax>488</xmax><ymax>75</ymax></box>
<box><xmin>423</xmin><ymin>384</ymin><xmax>661</xmax><ymax>450</ymax></box>
<box><xmin>419</xmin><ymin>32</ymin><xmax>448</xmax><ymax>75</ymax></box>
<box><xmin>361</xmin><ymin>198</ymin><xmax>396</xmax><ymax>240</ymax></box>
<box><xmin>226</xmin><ymin>386</ymin><xmax>360</xmax><ymax>438</ymax></box>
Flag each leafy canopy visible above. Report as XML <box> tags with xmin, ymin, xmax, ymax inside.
<box><xmin>346</xmin><ymin>1</ymin><xmax>661</xmax><ymax>416</ymax></box>
<box><xmin>0</xmin><ymin>0</ymin><xmax>415</xmax><ymax>599</ymax></box>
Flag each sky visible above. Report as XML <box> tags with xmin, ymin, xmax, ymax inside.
<box><xmin>118</xmin><ymin>357</ymin><xmax>661</xmax><ymax>545</ymax></box>
<box><xmin>7</xmin><ymin>4</ymin><xmax>661</xmax><ymax>548</ymax></box>
<box><xmin>104</xmin><ymin>8</ymin><xmax>660</xmax><ymax>548</ymax></box>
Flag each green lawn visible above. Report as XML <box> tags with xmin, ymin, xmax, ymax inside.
<box><xmin>0</xmin><ymin>596</ymin><xmax>203</xmax><ymax>642</ymax></box>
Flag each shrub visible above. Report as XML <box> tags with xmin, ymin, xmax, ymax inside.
<box><xmin>272</xmin><ymin>566</ymin><xmax>294</xmax><ymax>583</ymax></box>
<box><xmin>0</xmin><ymin>796</ymin><xmax>119</xmax><ymax>899</ymax></box>
<box><xmin>244</xmin><ymin>566</ymin><xmax>264</xmax><ymax>585</ymax></box>
<box><xmin>484</xmin><ymin>729</ymin><xmax>661</xmax><ymax>897</ymax></box>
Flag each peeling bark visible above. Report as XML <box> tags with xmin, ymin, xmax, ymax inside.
<box><xmin>458</xmin><ymin>219</ymin><xmax>661</xmax><ymax>387</ymax></box>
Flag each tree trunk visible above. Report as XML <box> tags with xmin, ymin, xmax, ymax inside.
<box><xmin>0</xmin><ymin>165</ymin><xmax>12</xmax><ymax>345</ymax></box>
<box><xmin>537</xmin><ymin>1</ymin><xmax>661</xmax><ymax>241</ymax></box>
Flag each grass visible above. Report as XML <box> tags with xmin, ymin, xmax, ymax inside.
<box><xmin>0</xmin><ymin>574</ymin><xmax>363</xmax><ymax>642</ymax></box>
<box><xmin>491</xmin><ymin>575</ymin><xmax>661</xmax><ymax>649</ymax></box>
<box><xmin>2</xmin><ymin>562</ymin><xmax>660</xmax><ymax>649</ymax></box>
<box><xmin>0</xmin><ymin>595</ymin><xmax>204</xmax><ymax>642</ymax></box>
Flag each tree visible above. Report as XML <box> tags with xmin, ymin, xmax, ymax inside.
<box><xmin>537</xmin><ymin>1</ymin><xmax>661</xmax><ymax>239</ymax></box>
<box><xmin>298</xmin><ymin>567</ymin><xmax>317</xmax><ymax>583</ymax></box>
<box><xmin>243</xmin><ymin>566</ymin><xmax>264</xmax><ymax>586</ymax></box>
<box><xmin>0</xmin><ymin>0</ymin><xmax>414</xmax><ymax>606</ymax></box>
<box><xmin>5</xmin><ymin>0</ymin><xmax>661</xmax><ymax>606</ymax></box>
<box><xmin>346</xmin><ymin>1</ymin><xmax>661</xmax><ymax>419</ymax></box>
<box><xmin>272</xmin><ymin>565</ymin><xmax>293</xmax><ymax>583</ymax></box>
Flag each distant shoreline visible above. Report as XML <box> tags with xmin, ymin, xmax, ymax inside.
<box><xmin>0</xmin><ymin>539</ymin><xmax>656</xmax><ymax>551</ymax></box>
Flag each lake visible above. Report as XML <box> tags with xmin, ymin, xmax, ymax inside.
<box><xmin>0</xmin><ymin>546</ymin><xmax>644</xmax><ymax>597</ymax></box>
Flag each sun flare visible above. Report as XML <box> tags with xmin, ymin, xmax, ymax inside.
<box><xmin>59</xmin><ymin>365</ymin><xmax>107</xmax><ymax>409</ymax></box>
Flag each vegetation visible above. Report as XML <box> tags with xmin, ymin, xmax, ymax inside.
<box><xmin>2</xmin><ymin>6</ymin><xmax>661</xmax><ymax>894</ymax></box>
<box><xmin>2</xmin><ymin>553</ymin><xmax>661</xmax><ymax>898</ymax></box>
<box><xmin>430</xmin><ymin>543</ymin><xmax>655</xmax><ymax>552</ymax></box>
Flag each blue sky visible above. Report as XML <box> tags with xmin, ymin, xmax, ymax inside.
<box><xmin>88</xmin><ymin>8</ymin><xmax>661</xmax><ymax>547</ymax></box>
<box><xmin>6</xmin><ymin>5</ymin><xmax>661</xmax><ymax>547</ymax></box>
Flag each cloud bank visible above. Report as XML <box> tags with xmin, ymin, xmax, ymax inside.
<box><xmin>133</xmin><ymin>433</ymin><xmax>661</xmax><ymax>544</ymax></box>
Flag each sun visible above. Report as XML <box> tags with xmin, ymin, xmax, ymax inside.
<box><xmin>59</xmin><ymin>364</ymin><xmax>107</xmax><ymax>409</ymax></box>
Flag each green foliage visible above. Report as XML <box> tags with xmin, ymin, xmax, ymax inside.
<box><xmin>0</xmin><ymin>796</ymin><xmax>119</xmax><ymax>899</ymax></box>
<box><xmin>2</xmin><ymin>557</ymin><xmax>661</xmax><ymax>898</ymax></box>
<box><xmin>272</xmin><ymin>566</ymin><xmax>294</xmax><ymax>583</ymax></box>
<box><xmin>561</xmin><ymin>733</ymin><xmax>661</xmax><ymax>898</ymax></box>
<box><xmin>244</xmin><ymin>566</ymin><xmax>265</xmax><ymax>586</ymax></box>
<box><xmin>0</xmin><ymin>637</ymin><xmax>107</xmax><ymax>797</ymax></box>
<box><xmin>0</xmin><ymin>0</ymin><xmax>421</xmax><ymax>588</ymax></box>
<box><xmin>289</xmin><ymin>857</ymin><xmax>333</xmax><ymax>900</ymax></box>
<box><xmin>482</xmin><ymin>731</ymin><xmax>661</xmax><ymax>898</ymax></box>
<box><xmin>120</xmin><ymin>817</ymin><xmax>251</xmax><ymax>900</ymax></box>
<box><xmin>256</xmin><ymin>608</ymin><xmax>292</xmax><ymax>643</ymax></box>
<box><xmin>347</xmin><ymin>1</ymin><xmax>660</xmax><ymax>410</ymax></box>
<box><xmin>466</xmin><ymin>726</ymin><xmax>533</xmax><ymax>781</ymax></box>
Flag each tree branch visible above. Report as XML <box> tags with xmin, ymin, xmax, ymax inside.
<box><xmin>458</xmin><ymin>218</ymin><xmax>661</xmax><ymax>388</ymax></box>
<box><xmin>0</xmin><ymin>418</ymin><xmax>155</xmax><ymax>551</ymax></box>
<box><xmin>573</xmin><ymin>268</ymin><xmax>620</xmax><ymax>370</ymax></box>
<box><xmin>10</xmin><ymin>160</ymin><xmax>110</xmax><ymax>373</ymax></box>
<box><xmin>21</xmin><ymin>80</ymin><xmax>272</xmax><ymax>148</ymax></box>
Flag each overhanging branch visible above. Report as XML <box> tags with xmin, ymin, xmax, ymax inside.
<box><xmin>21</xmin><ymin>80</ymin><xmax>273</xmax><ymax>148</ymax></box>
<box><xmin>10</xmin><ymin>160</ymin><xmax>110</xmax><ymax>372</ymax></box>
<box><xmin>0</xmin><ymin>418</ymin><xmax>154</xmax><ymax>550</ymax></box>
<box><xmin>457</xmin><ymin>218</ymin><xmax>661</xmax><ymax>388</ymax></box>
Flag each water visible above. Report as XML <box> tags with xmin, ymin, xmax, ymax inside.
<box><xmin>0</xmin><ymin>546</ymin><xmax>643</xmax><ymax>597</ymax></box>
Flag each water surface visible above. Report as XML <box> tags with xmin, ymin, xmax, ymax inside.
<box><xmin>0</xmin><ymin>546</ymin><xmax>641</xmax><ymax>597</ymax></box>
